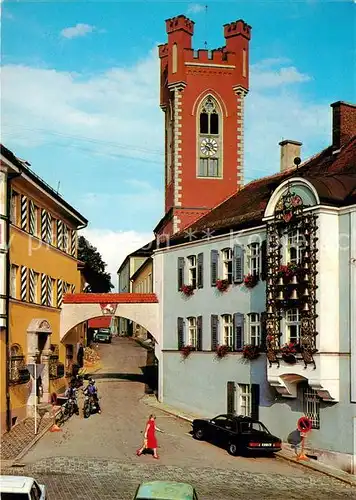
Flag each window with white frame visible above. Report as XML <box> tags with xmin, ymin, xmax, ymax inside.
<box><xmin>187</xmin><ymin>317</ymin><xmax>197</xmax><ymax>347</ymax></box>
<box><xmin>221</xmin><ymin>314</ymin><xmax>233</xmax><ymax>348</ymax></box>
<box><xmin>34</xmin><ymin>205</ymin><xmax>39</xmax><ymax>237</ymax></box>
<box><xmin>222</xmin><ymin>248</ymin><xmax>233</xmax><ymax>284</ymax></box>
<box><xmin>10</xmin><ymin>264</ymin><xmax>18</xmax><ymax>298</ymax></box>
<box><xmin>248</xmin><ymin>313</ymin><xmax>260</xmax><ymax>346</ymax></box>
<box><xmin>198</xmin><ymin>95</ymin><xmax>221</xmax><ymax>178</ymax></box>
<box><xmin>188</xmin><ymin>255</ymin><xmax>197</xmax><ymax>288</ymax></box>
<box><xmin>10</xmin><ymin>191</ymin><xmax>18</xmax><ymax>225</ymax></box>
<box><xmin>33</xmin><ymin>272</ymin><xmax>39</xmax><ymax>303</ymax></box>
<box><xmin>287</xmin><ymin>228</ymin><xmax>303</xmax><ymax>264</ymax></box>
<box><xmin>238</xmin><ymin>384</ymin><xmax>251</xmax><ymax>417</ymax></box>
<box><xmin>50</xmin><ymin>278</ymin><xmax>56</xmax><ymax>306</ymax></box>
<box><xmin>303</xmin><ymin>385</ymin><xmax>320</xmax><ymax>429</ymax></box>
<box><xmin>248</xmin><ymin>242</ymin><xmax>260</xmax><ymax>276</ymax></box>
<box><xmin>286</xmin><ymin>308</ymin><xmax>300</xmax><ymax>344</ymax></box>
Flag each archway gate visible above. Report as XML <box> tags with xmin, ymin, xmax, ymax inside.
<box><xmin>60</xmin><ymin>293</ymin><xmax>159</xmax><ymax>344</ymax></box>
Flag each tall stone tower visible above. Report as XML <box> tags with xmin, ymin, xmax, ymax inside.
<box><xmin>154</xmin><ymin>15</ymin><xmax>251</xmax><ymax>237</ymax></box>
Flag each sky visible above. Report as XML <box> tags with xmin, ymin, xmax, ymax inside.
<box><xmin>1</xmin><ymin>0</ymin><xmax>355</xmax><ymax>286</ymax></box>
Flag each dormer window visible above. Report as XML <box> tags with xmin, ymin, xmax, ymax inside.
<box><xmin>197</xmin><ymin>96</ymin><xmax>222</xmax><ymax>178</ymax></box>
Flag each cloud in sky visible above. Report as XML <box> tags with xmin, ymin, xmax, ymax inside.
<box><xmin>81</xmin><ymin>228</ymin><xmax>153</xmax><ymax>287</ymax></box>
<box><xmin>60</xmin><ymin>23</ymin><xmax>96</xmax><ymax>39</ymax></box>
<box><xmin>1</xmin><ymin>52</ymin><xmax>331</xmax><ymax>277</ymax></box>
<box><xmin>1</xmin><ymin>48</ymin><xmax>162</xmax><ymax>162</ymax></box>
<box><xmin>187</xmin><ymin>3</ymin><xmax>205</xmax><ymax>14</ymax></box>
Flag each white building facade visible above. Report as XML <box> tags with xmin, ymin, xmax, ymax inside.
<box><xmin>153</xmin><ymin>101</ymin><xmax>356</xmax><ymax>472</ymax></box>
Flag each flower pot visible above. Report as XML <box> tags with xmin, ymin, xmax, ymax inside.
<box><xmin>282</xmin><ymin>353</ymin><xmax>296</xmax><ymax>364</ymax></box>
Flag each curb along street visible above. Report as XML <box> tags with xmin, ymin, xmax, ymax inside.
<box><xmin>142</xmin><ymin>394</ymin><xmax>356</xmax><ymax>488</ymax></box>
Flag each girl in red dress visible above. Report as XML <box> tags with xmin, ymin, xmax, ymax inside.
<box><xmin>136</xmin><ymin>414</ymin><xmax>160</xmax><ymax>459</ymax></box>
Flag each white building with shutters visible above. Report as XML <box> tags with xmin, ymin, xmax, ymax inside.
<box><xmin>0</xmin><ymin>144</ymin><xmax>88</xmax><ymax>432</ymax></box>
<box><xmin>153</xmin><ymin>101</ymin><xmax>356</xmax><ymax>473</ymax></box>
<box><xmin>154</xmin><ymin>226</ymin><xmax>268</xmax><ymax>422</ymax></box>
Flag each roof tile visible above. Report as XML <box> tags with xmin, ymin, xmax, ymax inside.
<box><xmin>63</xmin><ymin>293</ymin><xmax>158</xmax><ymax>304</ymax></box>
<box><xmin>88</xmin><ymin>317</ymin><xmax>112</xmax><ymax>328</ymax></box>
<box><xmin>170</xmin><ymin>137</ymin><xmax>356</xmax><ymax>243</ymax></box>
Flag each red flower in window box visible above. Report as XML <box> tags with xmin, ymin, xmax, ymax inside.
<box><xmin>277</xmin><ymin>263</ymin><xmax>301</xmax><ymax>282</ymax></box>
<box><xmin>180</xmin><ymin>284</ymin><xmax>195</xmax><ymax>296</ymax></box>
<box><xmin>216</xmin><ymin>279</ymin><xmax>230</xmax><ymax>292</ymax></box>
<box><xmin>215</xmin><ymin>344</ymin><xmax>231</xmax><ymax>359</ymax></box>
<box><xmin>243</xmin><ymin>274</ymin><xmax>259</xmax><ymax>289</ymax></box>
<box><xmin>242</xmin><ymin>344</ymin><xmax>260</xmax><ymax>360</ymax></box>
<box><xmin>180</xmin><ymin>345</ymin><xmax>195</xmax><ymax>359</ymax></box>
<box><xmin>280</xmin><ymin>342</ymin><xmax>299</xmax><ymax>364</ymax></box>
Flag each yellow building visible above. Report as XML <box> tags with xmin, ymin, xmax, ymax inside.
<box><xmin>131</xmin><ymin>257</ymin><xmax>153</xmax><ymax>339</ymax></box>
<box><xmin>0</xmin><ymin>145</ymin><xmax>88</xmax><ymax>432</ymax></box>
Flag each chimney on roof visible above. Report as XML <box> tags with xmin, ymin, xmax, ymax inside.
<box><xmin>279</xmin><ymin>140</ymin><xmax>302</xmax><ymax>173</ymax></box>
<box><xmin>331</xmin><ymin>101</ymin><xmax>356</xmax><ymax>150</ymax></box>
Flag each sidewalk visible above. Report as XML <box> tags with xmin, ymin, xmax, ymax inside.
<box><xmin>0</xmin><ymin>407</ymin><xmax>59</xmax><ymax>466</ymax></box>
<box><xmin>0</xmin><ymin>363</ymin><xmax>101</xmax><ymax>467</ymax></box>
<box><xmin>142</xmin><ymin>394</ymin><xmax>356</xmax><ymax>488</ymax></box>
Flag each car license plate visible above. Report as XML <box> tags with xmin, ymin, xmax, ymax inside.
<box><xmin>262</xmin><ymin>443</ymin><xmax>271</xmax><ymax>447</ymax></box>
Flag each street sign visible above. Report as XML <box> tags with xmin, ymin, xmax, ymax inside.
<box><xmin>27</xmin><ymin>363</ymin><xmax>45</xmax><ymax>379</ymax></box>
<box><xmin>296</xmin><ymin>416</ymin><xmax>312</xmax><ymax>462</ymax></box>
<box><xmin>297</xmin><ymin>416</ymin><xmax>312</xmax><ymax>433</ymax></box>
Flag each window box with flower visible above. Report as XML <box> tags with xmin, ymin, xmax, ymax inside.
<box><xmin>216</xmin><ymin>279</ymin><xmax>230</xmax><ymax>292</ymax></box>
<box><xmin>180</xmin><ymin>284</ymin><xmax>195</xmax><ymax>297</ymax></box>
<box><xmin>243</xmin><ymin>273</ymin><xmax>259</xmax><ymax>289</ymax></box>
<box><xmin>180</xmin><ymin>345</ymin><xmax>195</xmax><ymax>359</ymax></box>
<box><xmin>242</xmin><ymin>344</ymin><xmax>260</xmax><ymax>360</ymax></box>
<box><xmin>280</xmin><ymin>342</ymin><xmax>300</xmax><ymax>364</ymax></box>
<box><xmin>215</xmin><ymin>344</ymin><xmax>231</xmax><ymax>359</ymax></box>
<box><xmin>277</xmin><ymin>263</ymin><xmax>303</xmax><ymax>284</ymax></box>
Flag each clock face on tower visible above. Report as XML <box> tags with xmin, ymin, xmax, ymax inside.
<box><xmin>200</xmin><ymin>137</ymin><xmax>218</xmax><ymax>157</ymax></box>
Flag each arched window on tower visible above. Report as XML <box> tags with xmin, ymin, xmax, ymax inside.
<box><xmin>197</xmin><ymin>96</ymin><xmax>222</xmax><ymax>178</ymax></box>
<box><xmin>172</xmin><ymin>43</ymin><xmax>178</xmax><ymax>74</ymax></box>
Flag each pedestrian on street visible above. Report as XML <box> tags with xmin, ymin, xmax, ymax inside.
<box><xmin>136</xmin><ymin>414</ymin><xmax>162</xmax><ymax>459</ymax></box>
<box><xmin>77</xmin><ymin>342</ymin><xmax>84</xmax><ymax>368</ymax></box>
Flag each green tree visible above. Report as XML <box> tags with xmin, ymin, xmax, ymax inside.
<box><xmin>77</xmin><ymin>235</ymin><xmax>113</xmax><ymax>293</ymax></box>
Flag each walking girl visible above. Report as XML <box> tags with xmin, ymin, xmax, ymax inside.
<box><xmin>136</xmin><ymin>414</ymin><xmax>161</xmax><ymax>459</ymax></box>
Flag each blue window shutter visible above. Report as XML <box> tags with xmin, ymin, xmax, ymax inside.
<box><xmin>227</xmin><ymin>381</ymin><xmax>236</xmax><ymax>415</ymax></box>
<box><xmin>233</xmin><ymin>313</ymin><xmax>244</xmax><ymax>351</ymax></box>
<box><xmin>211</xmin><ymin>314</ymin><xmax>219</xmax><ymax>350</ymax></box>
<box><xmin>197</xmin><ymin>315</ymin><xmax>203</xmax><ymax>351</ymax></box>
<box><xmin>251</xmin><ymin>384</ymin><xmax>260</xmax><ymax>420</ymax></box>
<box><xmin>177</xmin><ymin>257</ymin><xmax>185</xmax><ymax>291</ymax></box>
<box><xmin>260</xmin><ymin>240</ymin><xmax>267</xmax><ymax>281</ymax></box>
<box><xmin>177</xmin><ymin>317</ymin><xmax>184</xmax><ymax>349</ymax></box>
<box><xmin>210</xmin><ymin>250</ymin><xmax>219</xmax><ymax>286</ymax></box>
<box><xmin>260</xmin><ymin>312</ymin><xmax>267</xmax><ymax>350</ymax></box>
<box><xmin>233</xmin><ymin>245</ymin><xmax>244</xmax><ymax>284</ymax></box>
<box><xmin>197</xmin><ymin>253</ymin><xmax>204</xmax><ymax>289</ymax></box>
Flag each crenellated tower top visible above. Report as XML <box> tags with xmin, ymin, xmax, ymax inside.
<box><xmin>156</xmin><ymin>14</ymin><xmax>252</xmax><ymax>236</ymax></box>
<box><xmin>165</xmin><ymin>15</ymin><xmax>195</xmax><ymax>36</ymax></box>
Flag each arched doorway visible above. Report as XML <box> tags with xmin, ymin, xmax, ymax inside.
<box><xmin>26</xmin><ymin>318</ymin><xmax>52</xmax><ymax>412</ymax></box>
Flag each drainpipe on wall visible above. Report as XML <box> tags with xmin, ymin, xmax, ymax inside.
<box><xmin>5</xmin><ymin>171</ymin><xmax>21</xmax><ymax>431</ymax></box>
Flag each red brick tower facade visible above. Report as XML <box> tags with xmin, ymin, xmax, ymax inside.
<box><xmin>154</xmin><ymin>15</ymin><xmax>251</xmax><ymax>237</ymax></box>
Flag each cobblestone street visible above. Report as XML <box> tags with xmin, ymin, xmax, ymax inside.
<box><xmin>3</xmin><ymin>337</ymin><xmax>355</xmax><ymax>499</ymax></box>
